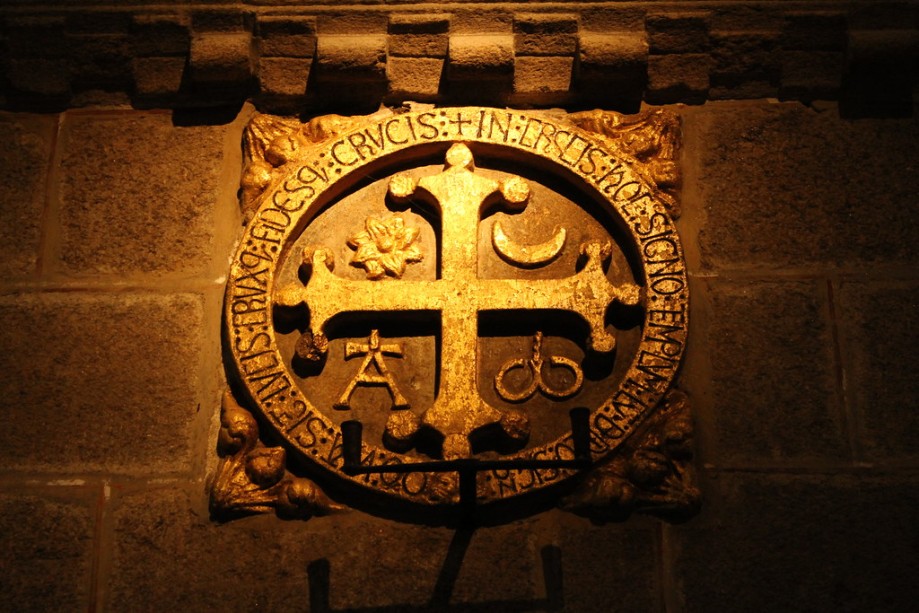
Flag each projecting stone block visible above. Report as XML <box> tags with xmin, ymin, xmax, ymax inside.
<box><xmin>709</xmin><ymin>30</ymin><xmax>780</xmax><ymax>97</ymax></box>
<box><xmin>448</xmin><ymin>33</ymin><xmax>515</xmax><ymax>81</ymax></box>
<box><xmin>646</xmin><ymin>11</ymin><xmax>711</xmax><ymax>54</ymax></box>
<box><xmin>514</xmin><ymin>56</ymin><xmax>573</xmax><ymax>94</ymax></box>
<box><xmin>68</xmin><ymin>35</ymin><xmax>133</xmax><ymax>90</ymax></box>
<box><xmin>0</xmin><ymin>491</ymin><xmax>94</xmax><ymax>611</ymax></box>
<box><xmin>132</xmin><ymin>56</ymin><xmax>185</xmax><ymax>99</ymax></box>
<box><xmin>694</xmin><ymin>102</ymin><xmax>919</xmax><ymax>269</ymax></box>
<box><xmin>577</xmin><ymin>32</ymin><xmax>647</xmax><ymax>108</ymax></box>
<box><xmin>0</xmin><ymin>113</ymin><xmax>56</xmax><ymax>277</ymax></box>
<box><xmin>647</xmin><ymin>53</ymin><xmax>711</xmax><ymax>104</ymax></box>
<box><xmin>111</xmin><ymin>488</ymin><xmax>540</xmax><ymax>609</ymax></box>
<box><xmin>258</xmin><ymin>56</ymin><xmax>311</xmax><ymax>98</ymax></box>
<box><xmin>387</xmin><ymin>56</ymin><xmax>444</xmax><ymax>99</ymax></box>
<box><xmin>513</xmin><ymin>13</ymin><xmax>578</xmax><ymax>56</ymax></box>
<box><xmin>188</xmin><ymin>31</ymin><xmax>254</xmax><ymax>87</ymax></box>
<box><xmin>0</xmin><ymin>293</ymin><xmax>202</xmax><ymax>473</ymax></box>
<box><xmin>671</xmin><ymin>474</ymin><xmax>919</xmax><ymax>611</ymax></box>
<box><xmin>316</xmin><ymin>34</ymin><xmax>387</xmax><ymax>81</ymax></box>
<box><xmin>388</xmin><ymin>14</ymin><xmax>449</xmax><ymax>58</ymax></box>
<box><xmin>257</xmin><ymin>15</ymin><xmax>317</xmax><ymax>58</ymax></box>
<box><xmin>838</xmin><ymin>282</ymin><xmax>919</xmax><ymax>460</ymax></box>
<box><xmin>131</xmin><ymin>14</ymin><xmax>191</xmax><ymax>57</ymax></box>
<box><xmin>57</xmin><ymin>112</ymin><xmax>226</xmax><ymax>275</ymax></box>
<box><xmin>705</xmin><ymin>280</ymin><xmax>846</xmax><ymax>465</ymax></box>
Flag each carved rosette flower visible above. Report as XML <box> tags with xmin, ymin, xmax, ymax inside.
<box><xmin>347</xmin><ymin>216</ymin><xmax>423</xmax><ymax>279</ymax></box>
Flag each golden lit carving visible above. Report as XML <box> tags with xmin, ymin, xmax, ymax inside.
<box><xmin>225</xmin><ymin>107</ymin><xmax>690</xmax><ymax>513</ymax></box>
<box><xmin>210</xmin><ymin>391</ymin><xmax>343</xmax><ymax>519</ymax></box>
<box><xmin>335</xmin><ymin>330</ymin><xmax>409</xmax><ymax>410</ymax></box>
<box><xmin>347</xmin><ymin>216</ymin><xmax>423</xmax><ymax>279</ymax></box>
<box><xmin>491</xmin><ymin>221</ymin><xmax>567</xmax><ymax>268</ymax></box>
<box><xmin>495</xmin><ymin>332</ymin><xmax>584</xmax><ymax>402</ymax></box>
<box><xmin>276</xmin><ymin>143</ymin><xmax>640</xmax><ymax>459</ymax></box>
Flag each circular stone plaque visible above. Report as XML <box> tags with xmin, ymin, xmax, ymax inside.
<box><xmin>226</xmin><ymin>107</ymin><xmax>688</xmax><ymax>509</ymax></box>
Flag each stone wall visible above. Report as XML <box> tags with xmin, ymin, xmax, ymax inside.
<box><xmin>1</xmin><ymin>2</ymin><xmax>919</xmax><ymax>612</ymax></box>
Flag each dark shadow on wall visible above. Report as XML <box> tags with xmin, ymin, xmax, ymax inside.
<box><xmin>308</xmin><ymin>532</ymin><xmax>564</xmax><ymax>612</ymax></box>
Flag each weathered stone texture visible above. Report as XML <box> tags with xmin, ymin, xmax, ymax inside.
<box><xmin>388</xmin><ymin>14</ymin><xmax>449</xmax><ymax>58</ymax></box>
<box><xmin>449</xmin><ymin>34</ymin><xmax>515</xmax><ymax>81</ymax></box>
<box><xmin>695</xmin><ymin>103</ymin><xmax>919</xmax><ymax>270</ymax></box>
<box><xmin>111</xmin><ymin>488</ymin><xmax>542</xmax><ymax>610</ymax></box>
<box><xmin>316</xmin><ymin>34</ymin><xmax>387</xmax><ymax>82</ymax></box>
<box><xmin>259</xmin><ymin>56</ymin><xmax>311</xmax><ymax>98</ymax></box>
<box><xmin>0</xmin><ymin>113</ymin><xmax>55</xmax><ymax>277</ymax></box>
<box><xmin>672</xmin><ymin>474</ymin><xmax>919</xmax><ymax>612</ymax></box>
<box><xmin>706</xmin><ymin>281</ymin><xmax>846</xmax><ymax>465</ymax></box>
<box><xmin>647</xmin><ymin>11</ymin><xmax>711</xmax><ymax>54</ymax></box>
<box><xmin>0</xmin><ymin>292</ymin><xmax>202</xmax><ymax>473</ymax></box>
<box><xmin>838</xmin><ymin>282</ymin><xmax>919</xmax><ymax>460</ymax></box>
<box><xmin>0</xmin><ymin>491</ymin><xmax>94</xmax><ymax>612</ymax></box>
<box><xmin>57</xmin><ymin>112</ymin><xmax>225</xmax><ymax>275</ymax></box>
<box><xmin>514</xmin><ymin>56</ymin><xmax>573</xmax><ymax>95</ymax></box>
<box><xmin>556</xmin><ymin>514</ymin><xmax>660</xmax><ymax>612</ymax></box>
<box><xmin>513</xmin><ymin>13</ymin><xmax>579</xmax><ymax>56</ymax></box>
<box><xmin>647</xmin><ymin>54</ymin><xmax>711</xmax><ymax>104</ymax></box>
<box><xmin>188</xmin><ymin>31</ymin><xmax>254</xmax><ymax>88</ymax></box>
<box><xmin>388</xmin><ymin>56</ymin><xmax>443</xmax><ymax>99</ymax></box>
<box><xmin>256</xmin><ymin>15</ymin><xmax>317</xmax><ymax>58</ymax></box>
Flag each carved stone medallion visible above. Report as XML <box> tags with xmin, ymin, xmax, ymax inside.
<box><xmin>219</xmin><ymin>107</ymin><xmax>695</xmax><ymax>520</ymax></box>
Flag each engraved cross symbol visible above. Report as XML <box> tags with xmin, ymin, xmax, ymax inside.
<box><xmin>277</xmin><ymin>143</ymin><xmax>640</xmax><ymax>458</ymax></box>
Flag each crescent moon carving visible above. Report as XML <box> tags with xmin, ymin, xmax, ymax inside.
<box><xmin>492</xmin><ymin>221</ymin><xmax>567</xmax><ymax>268</ymax></box>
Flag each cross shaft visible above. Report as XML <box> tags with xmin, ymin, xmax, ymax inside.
<box><xmin>277</xmin><ymin>144</ymin><xmax>639</xmax><ymax>457</ymax></box>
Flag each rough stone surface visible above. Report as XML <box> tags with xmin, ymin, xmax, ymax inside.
<box><xmin>0</xmin><ymin>292</ymin><xmax>202</xmax><ymax>473</ymax></box>
<box><xmin>388</xmin><ymin>56</ymin><xmax>444</xmax><ymax>99</ymax></box>
<box><xmin>647</xmin><ymin>11</ymin><xmax>711</xmax><ymax>54</ymax></box>
<box><xmin>256</xmin><ymin>16</ymin><xmax>317</xmax><ymax>58</ymax></box>
<box><xmin>647</xmin><ymin>54</ymin><xmax>711</xmax><ymax>104</ymax></box>
<box><xmin>388</xmin><ymin>14</ymin><xmax>449</xmax><ymax>58</ymax></box>
<box><xmin>779</xmin><ymin>50</ymin><xmax>845</xmax><ymax>99</ymax></box>
<box><xmin>7</xmin><ymin>58</ymin><xmax>71</xmax><ymax>97</ymax></box>
<box><xmin>188</xmin><ymin>31</ymin><xmax>254</xmax><ymax>87</ymax></box>
<box><xmin>0</xmin><ymin>490</ymin><xmax>95</xmax><ymax>612</ymax></box>
<box><xmin>781</xmin><ymin>11</ymin><xmax>847</xmax><ymax>51</ymax></box>
<box><xmin>672</xmin><ymin>473</ymin><xmax>919</xmax><ymax>612</ymax></box>
<box><xmin>514</xmin><ymin>56</ymin><xmax>573</xmax><ymax>94</ymax></box>
<box><xmin>58</xmin><ymin>112</ymin><xmax>225</xmax><ymax>275</ymax></box>
<box><xmin>111</xmin><ymin>488</ymin><xmax>541</xmax><ymax>610</ymax></box>
<box><xmin>132</xmin><ymin>57</ymin><xmax>185</xmax><ymax>99</ymax></box>
<box><xmin>258</xmin><ymin>56</ymin><xmax>311</xmax><ymax>98</ymax></box>
<box><xmin>131</xmin><ymin>14</ymin><xmax>191</xmax><ymax>57</ymax></box>
<box><xmin>706</xmin><ymin>280</ymin><xmax>846</xmax><ymax>465</ymax></box>
<box><xmin>0</xmin><ymin>113</ymin><xmax>55</xmax><ymax>277</ymax></box>
<box><xmin>556</xmin><ymin>513</ymin><xmax>661</xmax><ymax>612</ymax></box>
<box><xmin>513</xmin><ymin>13</ymin><xmax>578</xmax><ymax>56</ymax></box>
<box><xmin>449</xmin><ymin>34</ymin><xmax>515</xmax><ymax>81</ymax></box>
<box><xmin>316</xmin><ymin>34</ymin><xmax>387</xmax><ymax>82</ymax></box>
<box><xmin>838</xmin><ymin>282</ymin><xmax>919</xmax><ymax>460</ymax></box>
<box><xmin>696</xmin><ymin>102</ymin><xmax>919</xmax><ymax>269</ymax></box>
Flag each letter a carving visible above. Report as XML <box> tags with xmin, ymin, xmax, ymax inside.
<box><xmin>334</xmin><ymin>330</ymin><xmax>410</xmax><ymax>410</ymax></box>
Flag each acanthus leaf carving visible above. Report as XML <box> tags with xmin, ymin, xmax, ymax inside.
<box><xmin>560</xmin><ymin>388</ymin><xmax>700</xmax><ymax>523</ymax></box>
<box><xmin>210</xmin><ymin>390</ymin><xmax>345</xmax><ymax>520</ymax></box>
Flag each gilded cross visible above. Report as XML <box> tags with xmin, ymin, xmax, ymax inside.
<box><xmin>277</xmin><ymin>143</ymin><xmax>640</xmax><ymax>458</ymax></box>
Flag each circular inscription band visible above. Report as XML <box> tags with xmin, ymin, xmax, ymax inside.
<box><xmin>226</xmin><ymin>107</ymin><xmax>688</xmax><ymax>507</ymax></box>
